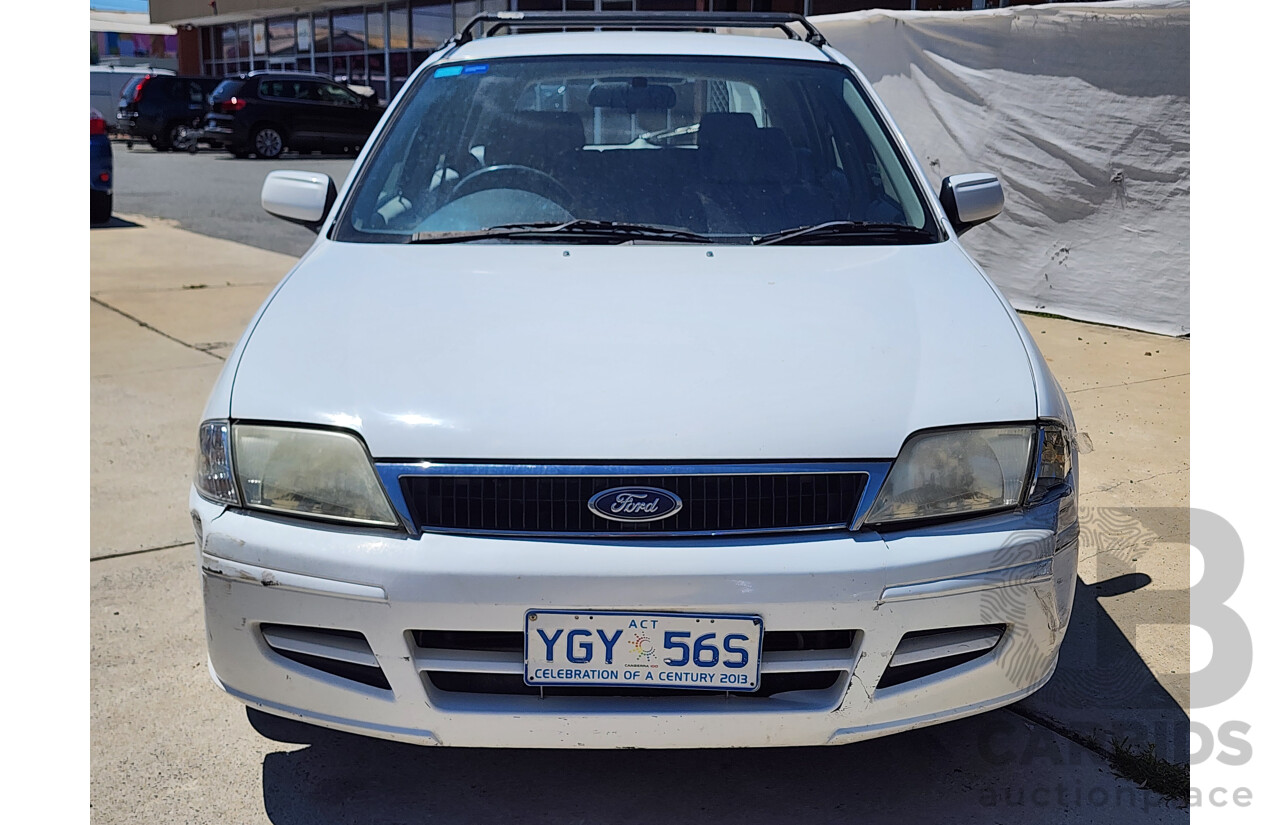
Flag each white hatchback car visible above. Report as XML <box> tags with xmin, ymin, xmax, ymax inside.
<box><xmin>192</xmin><ymin>11</ymin><xmax>1079</xmax><ymax>749</ymax></box>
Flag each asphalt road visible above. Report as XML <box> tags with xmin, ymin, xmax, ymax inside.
<box><xmin>111</xmin><ymin>140</ymin><xmax>355</xmax><ymax>257</ymax></box>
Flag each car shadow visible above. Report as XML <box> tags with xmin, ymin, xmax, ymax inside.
<box><xmin>1018</xmin><ymin>506</ymin><xmax>1190</xmax><ymax>767</ymax></box>
<box><xmin>90</xmin><ymin>215</ymin><xmax>142</xmax><ymax>229</ymax></box>
<box><xmin>257</xmin><ymin>668</ymin><xmax>1186</xmax><ymax>824</ymax></box>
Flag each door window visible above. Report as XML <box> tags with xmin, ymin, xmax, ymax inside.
<box><xmin>260</xmin><ymin>80</ymin><xmax>303</xmax><ymax>100</ymax></box>
<box><xmin>316</xmin><ymin>83</ymin><xmax>362</xmax><ymax>106</ymax></box>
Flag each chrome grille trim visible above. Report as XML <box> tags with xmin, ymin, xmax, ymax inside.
<box><xmin>375</xmin><ymin>461</ymin><xmax>891</xmax><ymax>538</ymax></box>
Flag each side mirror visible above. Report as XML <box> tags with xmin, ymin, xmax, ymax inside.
<box><xmin>261</xmin><ymin>170</ymin><xmax>337</xmax><ymax>232</ymax></box>
<box><xmin>939</xmin><ymin>173</ymin><xmax>1004</xmax><ymax>235</ymax></box>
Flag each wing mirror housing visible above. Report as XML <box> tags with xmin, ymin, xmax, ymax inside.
<box><xmin>939</xmin><ymin>173</ymin><xmax>1004</xmax><ymax>235</ymax></box>
<box><xmin>261</xmin><ymin>170</ymin><xmax>337</xmax><ymax>232</ymax></box>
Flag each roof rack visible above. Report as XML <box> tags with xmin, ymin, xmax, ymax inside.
<box><xmin>455</xmin><ymin>11</ymin><xmax>827</xmax><ymax>48</ymax></box>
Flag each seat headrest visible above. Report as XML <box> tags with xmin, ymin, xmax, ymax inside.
<box><xmin>700</xmin><ymin>117</ymin><xmax>798</xmax><ymax>184</ymax></box>
<box><xmin>696</xmin><ymin>112</ymin><xmax>759</xmax><ymax>152</ymax></box>
<box><xmin>485</xmin><ymin>111</ymin><xmax>585</xmax><ymax>168</ymax></box>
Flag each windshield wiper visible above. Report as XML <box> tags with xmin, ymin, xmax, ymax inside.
<box><xmin>409</xmin><ymin>220</ymin><xmax>714</xmax><ymax>244</ymax></box>
<box><xmin>752</xmin><ymin>221</ymin><xmax>937</xmax><ymax>246</ymax></box>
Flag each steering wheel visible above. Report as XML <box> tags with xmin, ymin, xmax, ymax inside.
<box><xmin>446</xmin><ymin>164</ymin><xmax>574</xmax><ymax>211</ymax></box>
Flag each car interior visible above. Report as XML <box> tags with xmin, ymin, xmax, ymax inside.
<box><xmin>355</xmin><ymin>62</ymin><xmax>924</xmax><ymax>239</ymax></box>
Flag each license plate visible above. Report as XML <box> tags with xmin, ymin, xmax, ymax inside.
<box><xmin>524</xmin><ymin>610</ymin><xmax>763</xmax><ymax>692</ymax></box>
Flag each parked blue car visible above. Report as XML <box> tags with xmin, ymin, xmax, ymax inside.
<box><xmin>91</xmin><ymin>108</ymin><xmax>113</xmax><ymax>224</ymax></box>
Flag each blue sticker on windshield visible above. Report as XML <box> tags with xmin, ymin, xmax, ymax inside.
<box><xmin>434</xmin><ymin>63</ymin><xmax>488</xmax><ymax>78</ymax></box>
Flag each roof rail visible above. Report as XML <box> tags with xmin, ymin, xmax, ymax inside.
<box><xmin>455</xmin><ymin>11</ymin><xmax>827</xmax><ymax>48</ymax></box>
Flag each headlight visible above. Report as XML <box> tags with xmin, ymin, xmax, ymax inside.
<box><xmin>194</xmin><ymin>421</ymin><xmax>400</xmax><ymax>528</ymax></box>
<box><xmin>864</xmin><ymin>425</ymin><xmax>1037</xmax><ymax>526</ymax></box>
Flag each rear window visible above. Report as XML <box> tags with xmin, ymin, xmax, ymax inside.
<box><xmin>209</xmin><ymin>79</ymin><xmax>246</xmax><ymax>103</ymax></box>
<box><xmin>119</xmin><ymin>76</ymin><xmax>147</xmax><ymax>102</ymax></box>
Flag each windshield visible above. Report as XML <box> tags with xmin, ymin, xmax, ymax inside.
<box><xmin>337</xmin><ymin>55</ymin><xmax>938</xmax><ymax>244</ymax></box>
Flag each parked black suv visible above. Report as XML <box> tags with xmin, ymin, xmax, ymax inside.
<box><xmin>116</xmin><ymin>74</ymin><xmax>223</xmax><ymax>151</ymax></box>
<box><xmin>202</xmin><ymin>72</ymin><xmax>383</xmax><ymax>159</ymax></box>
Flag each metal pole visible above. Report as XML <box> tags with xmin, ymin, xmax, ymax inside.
<box><xmin>383</xmin><ymin>2</ymin><xmax>391</xmax><ymax>100</ymax></box>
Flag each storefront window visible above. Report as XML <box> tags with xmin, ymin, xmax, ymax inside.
<box><xmin>453</xmin><ymin>0</ymin><xmax>513</xmax><ymax>23</ymax></box>
<box><xmin>268</xmin><ymin>18</ymin><xmax>296</xmax><ymax>56</ymax></box>
<box><xmin>411</xmin><ymin>1</ymin><xmax>452</xmax><ymax>51</ymax></box>
<box><xmin>390</xmin><ymin>51</ymin><xmax>410</xmax><ymax>96</ymax></box>
<box><xmin>189</xmin><ymin>0</ymin><xmax>988</xmax><ymax>85</ymax></box>
<box><xmin>761</xmin><ymin>0</ymin><xmax>803</xmax><ymax>14</ymax></box>
<box><xmin>367</xmin><ymin>8</ymin><xmax>387</xmax><ymax>50</ymax></box>
<box><xmin>389</xmin><ymin>5</ymin><xmax>410</xmax><ymax>50</ymax></box>
<box><xmin>314</xmin><ymin>14</ymin><xmax>331</xmax><ymax>53</ymax></box>
<box><xmin>368</xmin><ymin>52</ymin><xmax>387</xmax><ymax>99</ymax></box>
<box><xmin>237</xmin><ymin>23</ymin><xmax>251</xmax><ymax>64</ymax></box>
<box><xmin>333</xmin><ymin>9</ymin><xmax>367</xmax><ymax>51</ymax></box>
<box><xmin>297</xmin><ymin>16</ymin><xmax>313</xmax><ymax>53</ymax></box>
<box><xmin>221</xmin><ymin>23</ymin><xmax>238</xmax><ymax>58</ymax></box>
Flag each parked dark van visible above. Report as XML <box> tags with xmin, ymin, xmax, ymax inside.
<box><xmin>202</xmin><ymin>72</ymin><xmax>383</xmax><ymax>159</ymax></box>
<box><xmin>116</xmin><ymin>74</ymin><xmax>223</xmax><ymax>151</ymax></box>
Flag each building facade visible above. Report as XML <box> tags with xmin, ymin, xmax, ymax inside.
<box><xmin>149</xmin><ymin>1</ymin><xmax>1038</xmax><ymax>101</ymax></box>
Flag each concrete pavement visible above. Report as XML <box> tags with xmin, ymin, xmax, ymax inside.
<box><xmin>90</xmin><ymin>214</ymin><xmax>1190</xmax><ymax>823</ymax></box>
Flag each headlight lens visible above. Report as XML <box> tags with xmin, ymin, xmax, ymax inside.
<box><xmin>865</xmin><ymin>425</ymin><xmax>1036</xmax><ymax>525</ymax></box>
<box><xmin>232</xmin><ymin>425</ymin><xmax>399</xmax><ymax>527</ymax></box>
<box><xmin>195</xmin><ymin>420</ymin><xmax>238</xmax><ymax>505</ymax></box>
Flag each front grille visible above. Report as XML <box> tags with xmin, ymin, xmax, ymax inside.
<box><xmin>401</xmin><ymin>472</ymin><xmax>866</xmax><ymax>536</ymax></box>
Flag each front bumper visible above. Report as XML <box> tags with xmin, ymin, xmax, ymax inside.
<box><xmin>193</xmin><ymin>491</ymin><xmax>1077</xmax><ymax>749</ymax></box>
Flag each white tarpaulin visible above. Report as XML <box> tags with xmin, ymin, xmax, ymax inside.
<box><xmin>814</xmin><ymin>1</ymin><xmax>1189</xmax><ymax>335</ymax></box>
